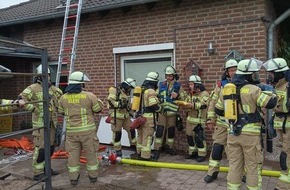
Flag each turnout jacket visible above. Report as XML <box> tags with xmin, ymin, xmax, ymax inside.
<box><xmin>185</xmin><ymin>90</ymin><xmax>209</xmax><ymax>125</ymax></box>
<box><xmin>59</xmin><ymin>90</ymin><xmax>103</xmax><ymax>136</ymax></box>
<box><xmin>215</xmin><ymin>84</ymin><xmax>277</xmax><ymax>135</ymax></box>
<box><xmin>107</xmin><ymin>87</ymin><xmax>131</xmax><ymax>119</ymax></box>
<box><xmin>273</xmin><ymin>78</ymin><xmax>290</xmax><ymax>129</ymax></box>
<box><xmin>207</xmin><ymin>79</ymin><xmax>230</xmax><ymax>128</ymax></box>
<box><xmin>20</xmin><ymin>83</ymin><xmax>63</xmax><ymax>129</ymax></box>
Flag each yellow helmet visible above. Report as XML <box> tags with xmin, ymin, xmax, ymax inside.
<box><xmin>146</xmin><ymin>72</ymin><xmax>159</xmax><ymax>81</ymax></box>
<box><xmin>236</xmin><ymin>58</ymin><xmax>262</xmax><ymax>75</ymax></box>
<box><xmin>225</xmin><ymin>59</ymin><xmax>238</xmax><ymax>69</ymax></box>
<box><xmin>188</xmin><ymin>75</ymin><xmax>202</xmax><ymax>84</ymax></box>
<box><xmin>263</xmin><ymin>58</ymin><xmax>289</xmax><ymax>72</ymax></box>
<box><xmin>68</xmin><ymin>71</ymin><xmax>90</xmax><ymax>84</ymax></box>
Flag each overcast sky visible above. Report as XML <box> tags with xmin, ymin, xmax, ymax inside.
<box><xmin>0</xmin><ymin>0</ymin><xmax>29</xmax><ymax>9</ymax></box>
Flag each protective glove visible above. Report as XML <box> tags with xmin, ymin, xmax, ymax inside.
<box><xmin>257</xmin><ymin>84</ymin><xmax>275</xmax><ymax>93</ymax></box>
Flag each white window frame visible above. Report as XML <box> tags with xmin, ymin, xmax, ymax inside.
<box><xmin>120</xmin><ymin>53</ymin><xmax>174</xmax><ymax>83</ymax></box>
<box><xmin>113</xmin><ymin>43</ymin><xmax>176</xmax><ymax>83</ymax></box>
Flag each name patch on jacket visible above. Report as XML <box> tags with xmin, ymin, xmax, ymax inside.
<box><xmin>64</xmin><ymin>94</ymin><xmax>87</xmax><ymax>103</ymax></box>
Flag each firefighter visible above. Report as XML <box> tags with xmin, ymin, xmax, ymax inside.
<box><xmin>18</xmin><ymin>65</ymin><xmax>63</xmax><ymax>181</ymax></box>
<box><xmin>184</xmin><ymin>75</ymin><xmax>209</xmax><ymax>162</ymax></box>
<box><xmin>153</xmin><ymin>65</ymin><xmax>186</xmax><ymax>158</ymax></box>
<box><xmin>263</xmin><ymin>58</ymin><xmax>290</xmax><ymax>190</ymax></box>
<box><xmin>136</xmin><ymin>72</ymin><xmax>162</xmax><ymax>161</ymax></box>
<box><xmin>58</xmin><ymin>71</ymin><xmax>103</xmax><ymax>186</ymax></box>
<box><xmin>204</xmin><ymin>59</ymin><xmax>238</xmax><ymax>182</ymax></box>
<box><xmin>215</xmin><ymin>58</ymin><xmax>277</xmax><ymax>189</ymax></box>
<box><xmin>107</xmin><ymin>78</ymin><xmax>137</xmax><ymax>157</ymax></box>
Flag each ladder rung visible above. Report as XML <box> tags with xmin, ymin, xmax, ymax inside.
<box><xmin>62</xmin><ymin>58</ymin><xmax>70</xmax><ymax>62</ymax></box>
<box><xmin>70</xmin><ymin>4</ymin><xmax>78</xmax><ymax>8</ymax></box>
<box><xmin>62</xmin><ymin>48</ymin><xmax>72</xmax><ymax>52</ymax></box>
<box><xmin>67</xmin><ymin>15</ymin><xmax>77</xmax><ymax>19</ymax></box>
<box><xmin>61</xmin><ymin>70</ymin><xmax>70</xmax><ymax>74</ymax></box>
<box><xmin>59</xmin><ymin>82</ymin><xmax>68</xmax><ymax>86</ymax></box>
<box><xmin>65</xmin><ymin>26</ymin><xmax>76</xmax><ymax>30</ymax></box>
<box><xmin>61</xmin><ymin>62</ymin><xmax>68</xmax><ymax>65</ymax></box>
<box><xmin>64</xmin><ymin>37</ymin><xmax>74</xmax><ymax>41</ymax></box>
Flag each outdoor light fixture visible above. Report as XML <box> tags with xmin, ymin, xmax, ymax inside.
<box><xmin>207</xmin><ymin>41</ymin><xmax>215</xmax><ymax>55</ymax></box>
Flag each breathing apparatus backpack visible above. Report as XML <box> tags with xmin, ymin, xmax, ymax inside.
<box><xmin>130</xmin><ymin>86</ymin><xmax>147</xmax><ymax>129</ymax></box>
<box><xmin>223</xmin><ymin>83</ymin><xmax>239</xmax><ymax>135</ymax></box>
<box><xmin>131</xmin><ymin>86</ymin><xmax>142</xmax><ymax>113</ymax></box>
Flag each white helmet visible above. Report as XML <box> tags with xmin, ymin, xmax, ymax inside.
<box><xmin>225</xmin><ymin>59</ymin><xmax>238</xmax><ymax>69</ymax></box>
<box><xmin>263</xmin><ymin>58</ymin><xmax>289</xmax><ymax>72</ymax></box>
<box><xmin>188</xmin><ymin>75</ymin><xmax>202</xmax><ymax>84</ymax></box>
<box><xmin>68</xmin><ymin>71</ymin><xmax>90</xmax><ymax>84</ymax></box>
<box><xmin>164</xmin><ymin>65</ymin><xmax>176</xmax><ymax>75</ymax></box>
<box><xmin>146</xmin><ymin>72</ymin><xmax>159</xmax><ymax>81</ymax></box>
<box><xmin>236</xmin><ymin>58</ymin><xmax>263</xmax><ymax>75</ymax></box>
<box><xmin>36</xmin><ymin>65</ymin><xmax>51</xmax><ymax>74</ymax></box>
<box><xmin>124</xmin><ymin>78</ymin><xmax>137</xmax><ymax>88</ymax></box>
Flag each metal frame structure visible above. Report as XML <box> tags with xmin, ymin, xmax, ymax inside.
<box><xmin>0</xmin><ymin>39</ymin><xmax>52</xmax><ymax>190</ymax></box>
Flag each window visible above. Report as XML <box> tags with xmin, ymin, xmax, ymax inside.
<box><xmin>121</xmin><ymin>53</ymin><xmax>173</xmax><ymax>86</ymax></box>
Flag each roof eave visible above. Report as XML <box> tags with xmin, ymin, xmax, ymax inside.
<box><xmin>0</xmin><ymin>0</ymin><xmax>159</xmax><ymax>27</ymax></box>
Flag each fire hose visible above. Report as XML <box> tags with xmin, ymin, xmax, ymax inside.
<box><xmin>103</xmin><ymin>154</ymin><xmax>280</xmax><ymax>177</ymax></box>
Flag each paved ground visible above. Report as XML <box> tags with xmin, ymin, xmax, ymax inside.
<box><xmin>0</xmin><ymin>144</ymin><xmax>280</xmax><ymax>190</ymax></box>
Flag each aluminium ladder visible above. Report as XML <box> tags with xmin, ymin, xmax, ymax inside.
<box><xmin>55</xmin><ymin>0</ymin><xmax>83</xmax><ymax>88</ymax></box>
<box><xmin>56</xmin><ymin>0</ymin><xmax>83</xmax><ymax>148</ymax></box>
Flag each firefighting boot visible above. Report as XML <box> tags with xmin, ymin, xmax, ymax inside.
<box><xmin>130</xmin><ymin>153</ymin><xmax>141</xmax><ymax>160</ymax></box>
<box><xmin>204</xmin><ymin>171</ymin><xmax>219</xmax><ymax>183</ymax></box>
<box><xmin>33</xmin><ymin>173</ymin><xmax>46</xmax><ymax>181</ymax></box>
<box><xmin>116</xmin><ymin>150</ymin><xmax>122</xmax><ymax>157</ymax></box>
<box><xmin>196</xmin><ymin>156</ymin><xmax>206</xmax><ymax>162</ymax></box>
<box><xmin>165</xmin><ymin>145</ymin><xmax>176</xmax><ymax>155</ymax></box>
<box><xmin>70</xmin><ymin>174</ymin><xmax>80</xmax><ymax>186</ymax></box>
<box><xmin>185</xmin><ymin>152</ymin><xmax>198</xmax><ymax>159</ymax></box>
<box><xmin>89</xmin><ymin>176</ymin><xmax>97</xmax><ymax>183</ymax></box>
<box><xmin>44</xmin><ymin>168</ymin><xmax>59</xmax><ymax>176</ymax></box>
<box><xmin>242</xmin><ymin>175</ymin><xmax>246</xmax><ymax>183</ymax></box>
<box><xmin>151</xmin><ymin>150</ymin><xmax>160</xmax><ymax>161</ymax></box>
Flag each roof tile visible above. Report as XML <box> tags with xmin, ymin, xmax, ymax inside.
<box><xmin>0</xmin><ymin>0</ymin><xmax>158</xmax><ymax>26</ymax></box>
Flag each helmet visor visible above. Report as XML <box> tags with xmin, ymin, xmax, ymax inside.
<box><xmin>83</xmin><ymin>72</ymin><xmax>90</xmax><ymax>82</ymax></box>
<box><xmin>263</xmin><ymin>59</ymin><xmax>279</xmax><ymax>72</ymax></box>
<box><xmin>246</xmin><ymin>58</ymin><xmax>263</xmax><ymax>72</ymax></box>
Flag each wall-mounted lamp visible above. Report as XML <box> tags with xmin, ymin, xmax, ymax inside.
<box><xmin>207</xmin><ymin>41</ymin><xmax>215</xmax><ymax>55</ymax></box>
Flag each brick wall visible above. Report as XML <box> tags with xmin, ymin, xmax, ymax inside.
<box><xmin>6</xmin><ymin>0</ymin><xmax>275</xmax><ymax>151</ymax></box>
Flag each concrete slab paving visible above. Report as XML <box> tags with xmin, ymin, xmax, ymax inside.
<box><xmin>0</xmin><ymin>145</ymin><xmax>280</xmax><ymax>190</ymax></box>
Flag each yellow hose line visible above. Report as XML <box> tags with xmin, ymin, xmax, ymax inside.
<box><xmin>121</xmin><ymin>159</ymin><xmax>280</xmax><ymax>177</ymax></box>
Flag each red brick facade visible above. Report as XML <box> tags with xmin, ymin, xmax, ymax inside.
<box><xmin>0</xmin><ymin>0</ymin><xmax>277</xmax><ymax>151</ymax></box>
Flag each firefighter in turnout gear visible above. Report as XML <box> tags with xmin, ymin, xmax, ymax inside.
<box><xmin>107</xmin><ymin>78</ymin><xmax>137</xmax><ymax>157</ymax></box>
<box><xmin>184</xmin><ymin>75</ymin><xmax>209</xmax><ymax>162</ymax></box>
<box><xmin>215</xmin><ymin>59</ymin><xmax>277</xmax><ymax>190</ymax></box>
<box><xmin>204</xmin><ymin>59</ymin><xmax>237</xmax><ymax>183</ymax></box>
<box><xmin>153</xmin><ymin>65</ymin><xmax>186</xmax><ymax>158</ymax></box>
<box><xmin>136</xmin><ymin>72</ymin><xmax>162</xmax><ymax>161</ymax></box>
<box><xmin>18</xmin><ymin>65</ymin><xmax>63</xmax><ymax>181</ymax></box>
<box><xmin>58</xmin><ymin>71</ymin><xmax>103</xmax><ymax>185</ymax></box>
<box><xmin>263</xmin><ymin>58</ymin><xmax>290</xmax><ymax>190</ymax></box>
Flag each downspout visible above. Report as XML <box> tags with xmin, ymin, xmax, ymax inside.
<box><xmin>267</xmin><ymin>8</ymin><xmax>290</xmax><ymax>59</ymax></box>
<box><xmin>114</xmin><ymin>53</ymin><xmax>117</xmax><ymax>87</ymax></box>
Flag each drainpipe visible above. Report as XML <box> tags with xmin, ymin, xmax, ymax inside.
<box><xmin>268</xmin><ymin>8</ymin><xmax>290</xmax><ymax>59</ymax></box>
